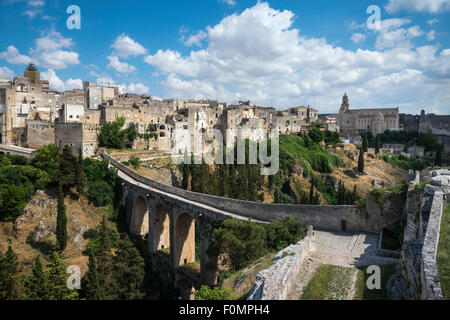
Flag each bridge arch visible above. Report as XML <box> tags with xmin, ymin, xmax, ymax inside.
<box><xmin>153</xmin><ymin>203</ymin><xmax>171</xmax><ymax>253</ymax></box>
<box><xmin>130</xmin><ymin>195</ymin><xmax>149</xmax><ymax>238</ymax></box>
<box><xmin>177</xmin><ymin>279</ymin><xmax>195</xmax><ymax>300</ymax></box>
<box><xmin>174</xmin><ymin>212</ymin><xmax>195</xmax><ymax>266</ymax></box>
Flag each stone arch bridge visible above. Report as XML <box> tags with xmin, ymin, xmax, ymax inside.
<box><xmin>99</xmin><ymin>150</ymin><xmax>387</xmax><ymax>299</ymax></box>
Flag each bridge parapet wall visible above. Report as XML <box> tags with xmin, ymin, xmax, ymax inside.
<box><xmin>100</xmin><ymin>150</ymin><xmax>378</xmax><ymax>233</ymax></box>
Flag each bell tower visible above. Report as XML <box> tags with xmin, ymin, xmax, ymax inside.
<box><xmin>340</xmin><ymin>92</ymin><xmax>349</xmax><ymax>112</ymax></box>
<box><xmin>24</xmin><ymin>63</ymin><xmax>40</xmax><ymax>84</ymax></box>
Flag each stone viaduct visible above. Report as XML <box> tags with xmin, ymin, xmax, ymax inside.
<box><xmin>99</xmin><ymin>150</ymin><xmax>395</xmax><ymax>299</ymax></box>
<box><xmin>0</xmin><ymin>144</ymin><xmax>36</xmax><ymax>158</ymax></box>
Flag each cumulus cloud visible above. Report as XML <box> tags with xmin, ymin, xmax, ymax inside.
<box><xmin>95</xmin><ymin>77</ymin><xmax>149</xmax><ymax>95</ymax></box>
<box><xmin>0</xmin><ymin>46</ymin><xmax>32</xmax><ymax>65</ymax></box>
<box><xmin>183</xmin><ymin>30</ymin><xmax>207</xmax><ymax>47</ymax></box>
<box><xmin>385</xmin><ymin>0</ymin><xmax>450</xmax><ymax>13</ymax></box>
<box><xmin>0</xmin><ymin>29</ymin><xmax>79</xmax><ymax>69</ymax></box>
<box><xmin>0</xmin><ymin>66</ymin><xmax>14</xmax><ymax>80</ymax></box>
<box><xmin>111</xmin><ymin>33</ymin><xmax>147</xmax><ymax>59</ymax></box>
<box><xmin>351</xmin><ymin>33</ymin><xmax>366</xmax><ymax>44</ymax></box>
<box><xmin>41</xmin><ymin>69</ymin><xmax>82</xmax><ymax>92</ymax></box>
<box><xmin>107</xmin><ymin>56</ymin><xmax>136</xmax><ymax>73</ymax></box>
<box><xmin>143</xmin><ymin>2</ymin><xmax>450</xmax><ymax>113</ymax></box>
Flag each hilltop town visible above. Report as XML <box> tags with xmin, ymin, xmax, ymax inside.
<box><xmin>2</xmin><ymin>64</ymin><xmax>449</xmax><ymax>157</ymax></box>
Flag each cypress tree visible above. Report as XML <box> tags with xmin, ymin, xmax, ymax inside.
<box><xmin>375</xmin><ymin>135</ymin><xmax>380</xmax><ymax>155</ymax></box>
<box><xmin>362</xmin><ymin>134</ymin><xmax>368</xmax><ymax>153</ymax></box>
<box><xmin>435</xmin><ymin>147</ymin><xmax>442</xmax><ymax>167</ymax></box>
<box><xmin>76</xmin><ymin>147</ymin><xmax>85</xmax><ymax>196</ymax></box>
<box><xmin>0</xmin><ymin>246</ymin><xmax>22</xmax><ymax>300</ymax></box>
<box><xmin>352</xmin><ymin>185</ymin><xmax>358</xmax><ymax>204</ymax></box>
<box><xmin>83</xmin><ymin>248</ymin><xmax>102</xmax><ymax>300</ymax></box>
<box><xmin>358</xmin><ymin>149</ymin><xmax>365</xmax><ymax>174</ymax></box>
<box><xmin>58</xmin><ymin>145</ymin><xmax>77</xmax><ymax>190</ymax></box>
<box><xmin>95</xmin><ymin>215</ymin><xmax>115</xmax><ymax>299</ymax></box>
<box><xmin>338</xmin><ymin>180</ymin><xmax>345</xmax><ymax>205</ymax></box>
<box><xmin>56</xmin><ymin>183</ymin><xmax>68</xmax><ymax>253</ymax></box>
<box><xmin>112</xmin><ymin>235</ymin><xmax>145</xmax><ymax>300</ymax></box>
<box><xmin>25</xmin><ymin>256</ymin><xmax>52</xmax><ymax>300</ymax></box>
<box><xmin>48</xmin><ymin>251</ymin><xmax>78</xmax><ymax>300</ymax></box>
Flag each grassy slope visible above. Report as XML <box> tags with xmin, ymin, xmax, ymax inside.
<box><xmin>353</xmin><ymin>264</ymin><xmax>397</xmax><ymax>300</ymax></box>
<box><xmin>221</xmin><ymin>252</ymin><xmax>276</xmax><ymax>300</ymax></box>
<box><xmin>437</xmin><ymin>204</ymin><xmax>450</xmax><ymax>300</ymax></box>
<box><xmin>300</xmin><ymin>264</ymin><xmax>355</xmax><ymax>300</ymax></box>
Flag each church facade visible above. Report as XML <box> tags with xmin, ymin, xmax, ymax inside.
<box><xmin>338</xmin><ymin>93</ymin><xmax>400</xmax><ymax>137</ymax></box>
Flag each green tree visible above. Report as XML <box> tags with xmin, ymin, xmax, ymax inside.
<box><xmin>358</xmin><ymin>149</ymin><xmax>365</xmax><ymax>174</ymax></box>
<box><xmin>362</xmin><ymin>134</ymin><xmax>368</xmax><ymax>153</ymax></box>
<box><xmin>94</xmin><ymin>216</ymin><xmax>116</xmax><ymax>299</ymax></box>
<box><xmin>32</xmin><ymin>144</ymin><xmax>61</xmax><ymax>182</ymax></box>
<box><xmin>112</xmin><ymin>235</ymin><xmax>145</xmax><ymax>300</ymax></box>
<box><xmin>265</xmin><ymin>217</ymin><xmax>305</xmax><ymax>251</ymax></box>
<box><xmin>98</xmin><ymin>117</ymin><xmax>127</xmax><ymax>149</ymax></box>
<box><xmin>56</xmin><ymin>183</ymin><xmax>68</xmax><ymax>253</ymax></box>
<box><xmin>125</xmin><ymin>123</ymin><xmax>139</xmax><ymax>148</ymax></box>
<box><xmin>25</xmin><ymin>256</ymin><xmax>52</xmax><ymax>300</ymax></box>
<box><xmin>47</xmin><ymin>252</ymin><xmax>78</xmax><ymax>300</ymax></box>
<box><xmin>76</xmin><ymin>147</ymin><xmax>85</xmax><ymax>196</ymax></box>
<box><xmin>211</xmin><ymin>218</ymin><xmax>267</xmax><ymax>270</ymax></box>
<box><xmin>83</xmin><ymin>248</ymin><xmax>102</xmax><ymax>300</ymax></box>
<box><xmin>435</xmin><ymin>147</ymin><xmax>442</xmax><ymax>167</ymax></box>
<box><xmin>195</xmin><ymin>285</ymin><xmax>232</xmax><ymax>300</ymax></box>
<box><xmin>58</xmin><ymin>145</ymin><xmax>77</xmax><ymax>190</ymax></box>
<box><xmin>0</xmin><ymin>246</ymin><xmax>23</xmax><ymax>300</ymax></box>
<box><xmin>375</xmin><ymin>135</ymin><xmax>380</xmax><ymax>155</ymax></box>
<box><xmin>309</xmin><ymin>128</ymin><xmax>324</xmax><ymax>144</ymax></box>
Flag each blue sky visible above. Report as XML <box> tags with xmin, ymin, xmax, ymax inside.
<box><xmin>1</xmin><ymin>0</ymin><xmax>449</xmax><ymax>114</ymax></box>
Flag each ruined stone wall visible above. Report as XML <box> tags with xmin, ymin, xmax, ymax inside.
<box><xmin>26</xmin><ymin>120</ymin><xmax>55</xmax><ymax>149</ymax></box>
<box><xmin>247</xmin><ymin>226</ymin><xmax>313</xmax><ymax>300</ymax></box>
<box><xmin>388</xmin><ymin>169</ymin><xmax>448</xmax><ymax>300</ymax></box>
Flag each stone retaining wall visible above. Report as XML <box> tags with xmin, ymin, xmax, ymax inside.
<box><xmin>388</xmin><ymin>169</ymin><xmax>447</xmax><ymax>300</ymax></box>
<box><xmin>247</xmin><ymin>226</ymin><xmax>313</xmax><ymax>300</ymax></box>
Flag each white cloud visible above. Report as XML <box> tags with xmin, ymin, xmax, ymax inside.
<box><xmin>374</xmin><ymin>19</ymin><xmax>424</xmax><ymax>50</ymax></box>
<box><xmin>111</xmin><ymin>33</ymin><xmax>147</xmax><ymax>59</ymax></box>
<box><xmin>183</xmin><ymin>30</ymin><xmax>207</xmax><ymax>47</ymax></box>
<box><xmin>22</xmin><ymin>0</ymin><xmax>45</xmax><ymax>19</ymax></box>
<box><xmin>427</xmin><ymin>18</ymin><xmax>440</xmax><ymax>26</ymax></box>
<box><xmin>351</xmin><ymin>33</ymin><xmax>366</xmax><ymax>44</ymax></box>
<box><xmin>120</xmin><ymin>83</ymin><xmax>150</xmax><ymax>95</ymax></box>
<box><xmin>219</xmin><ymin>0</ymin><xmax>236</xmax><ymax>6</ymax></box>
<box><xmin>0</xmin><ymin>46</ymin><xmax>32</xmax><ymax>65</ymax></box>
<box><xmin>0</xmin><ymin>66</ymin><xmax>14</xmax><ymax>80</ymax></box>
<box><xmin>41</xmin><ymin>69</ymin><xmax>82</xmax><ymax>92</ymax></box>
<box><xmin>107</xmin><ymin>56</ymin><xmax>136</xmax><ymax>73</ymax></box>
<box><xmin>95</xmin><ymin>77</ymin><xmax>149</xmax><ymax>95</ymax></box>
<box><xmin>0</xmin><ymin>30</ymin><xmax>79</xmax><ymax>69</ymax></box>
<box><xmin>427</xmin><ymin>30</ymin><xmax>436</xmax><ymax>41</ymax></box>
<box><xmin>143</xmin><ymin>2</ymin><xmax>450</xmax><ymax>113</ymax></box>
<box><xmin>385</xmin><ymin>0</ymin><xmax>450</xmax><ymax>13</ymax></box>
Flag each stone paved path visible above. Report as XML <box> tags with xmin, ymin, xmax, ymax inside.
<box><xmin>286</xmin><ymin>230</ymin><xmax>398</xmax><ymax>300</ymax></box>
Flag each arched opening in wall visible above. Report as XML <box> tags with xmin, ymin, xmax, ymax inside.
<box><xmin>153</xmin><ymin>203</ymin><xmax>170</xmax><ymax>257</ymax></box>
<box><xmin>175</xmin><ymin>213</ymin><xmax>196</xmax><ymax>270</ymax></box>
<box><xmin>130</xmin><ymin>196</ymin><xmax>149</xmax><ymax>239</ymax></box>
<box><xmin>176</xmin><ymin>279</ymin><xmax>195</xmax><ymax>300</ymax></box>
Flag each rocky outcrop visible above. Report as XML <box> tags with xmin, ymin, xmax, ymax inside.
<box><xmin>247</xmin><ymin>226</ymin><xmax>313</xmax><ymax>300</ymax></box>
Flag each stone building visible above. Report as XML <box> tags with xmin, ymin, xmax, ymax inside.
<box><xmin>401</xmin><ymin>110</ymin><xmax>450</xmax><ymax>152</ymax></box>
<box><xmin>337</xmin><ymin>93</ymin><xmax>400</xmax><ymax>137</ymax></box>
